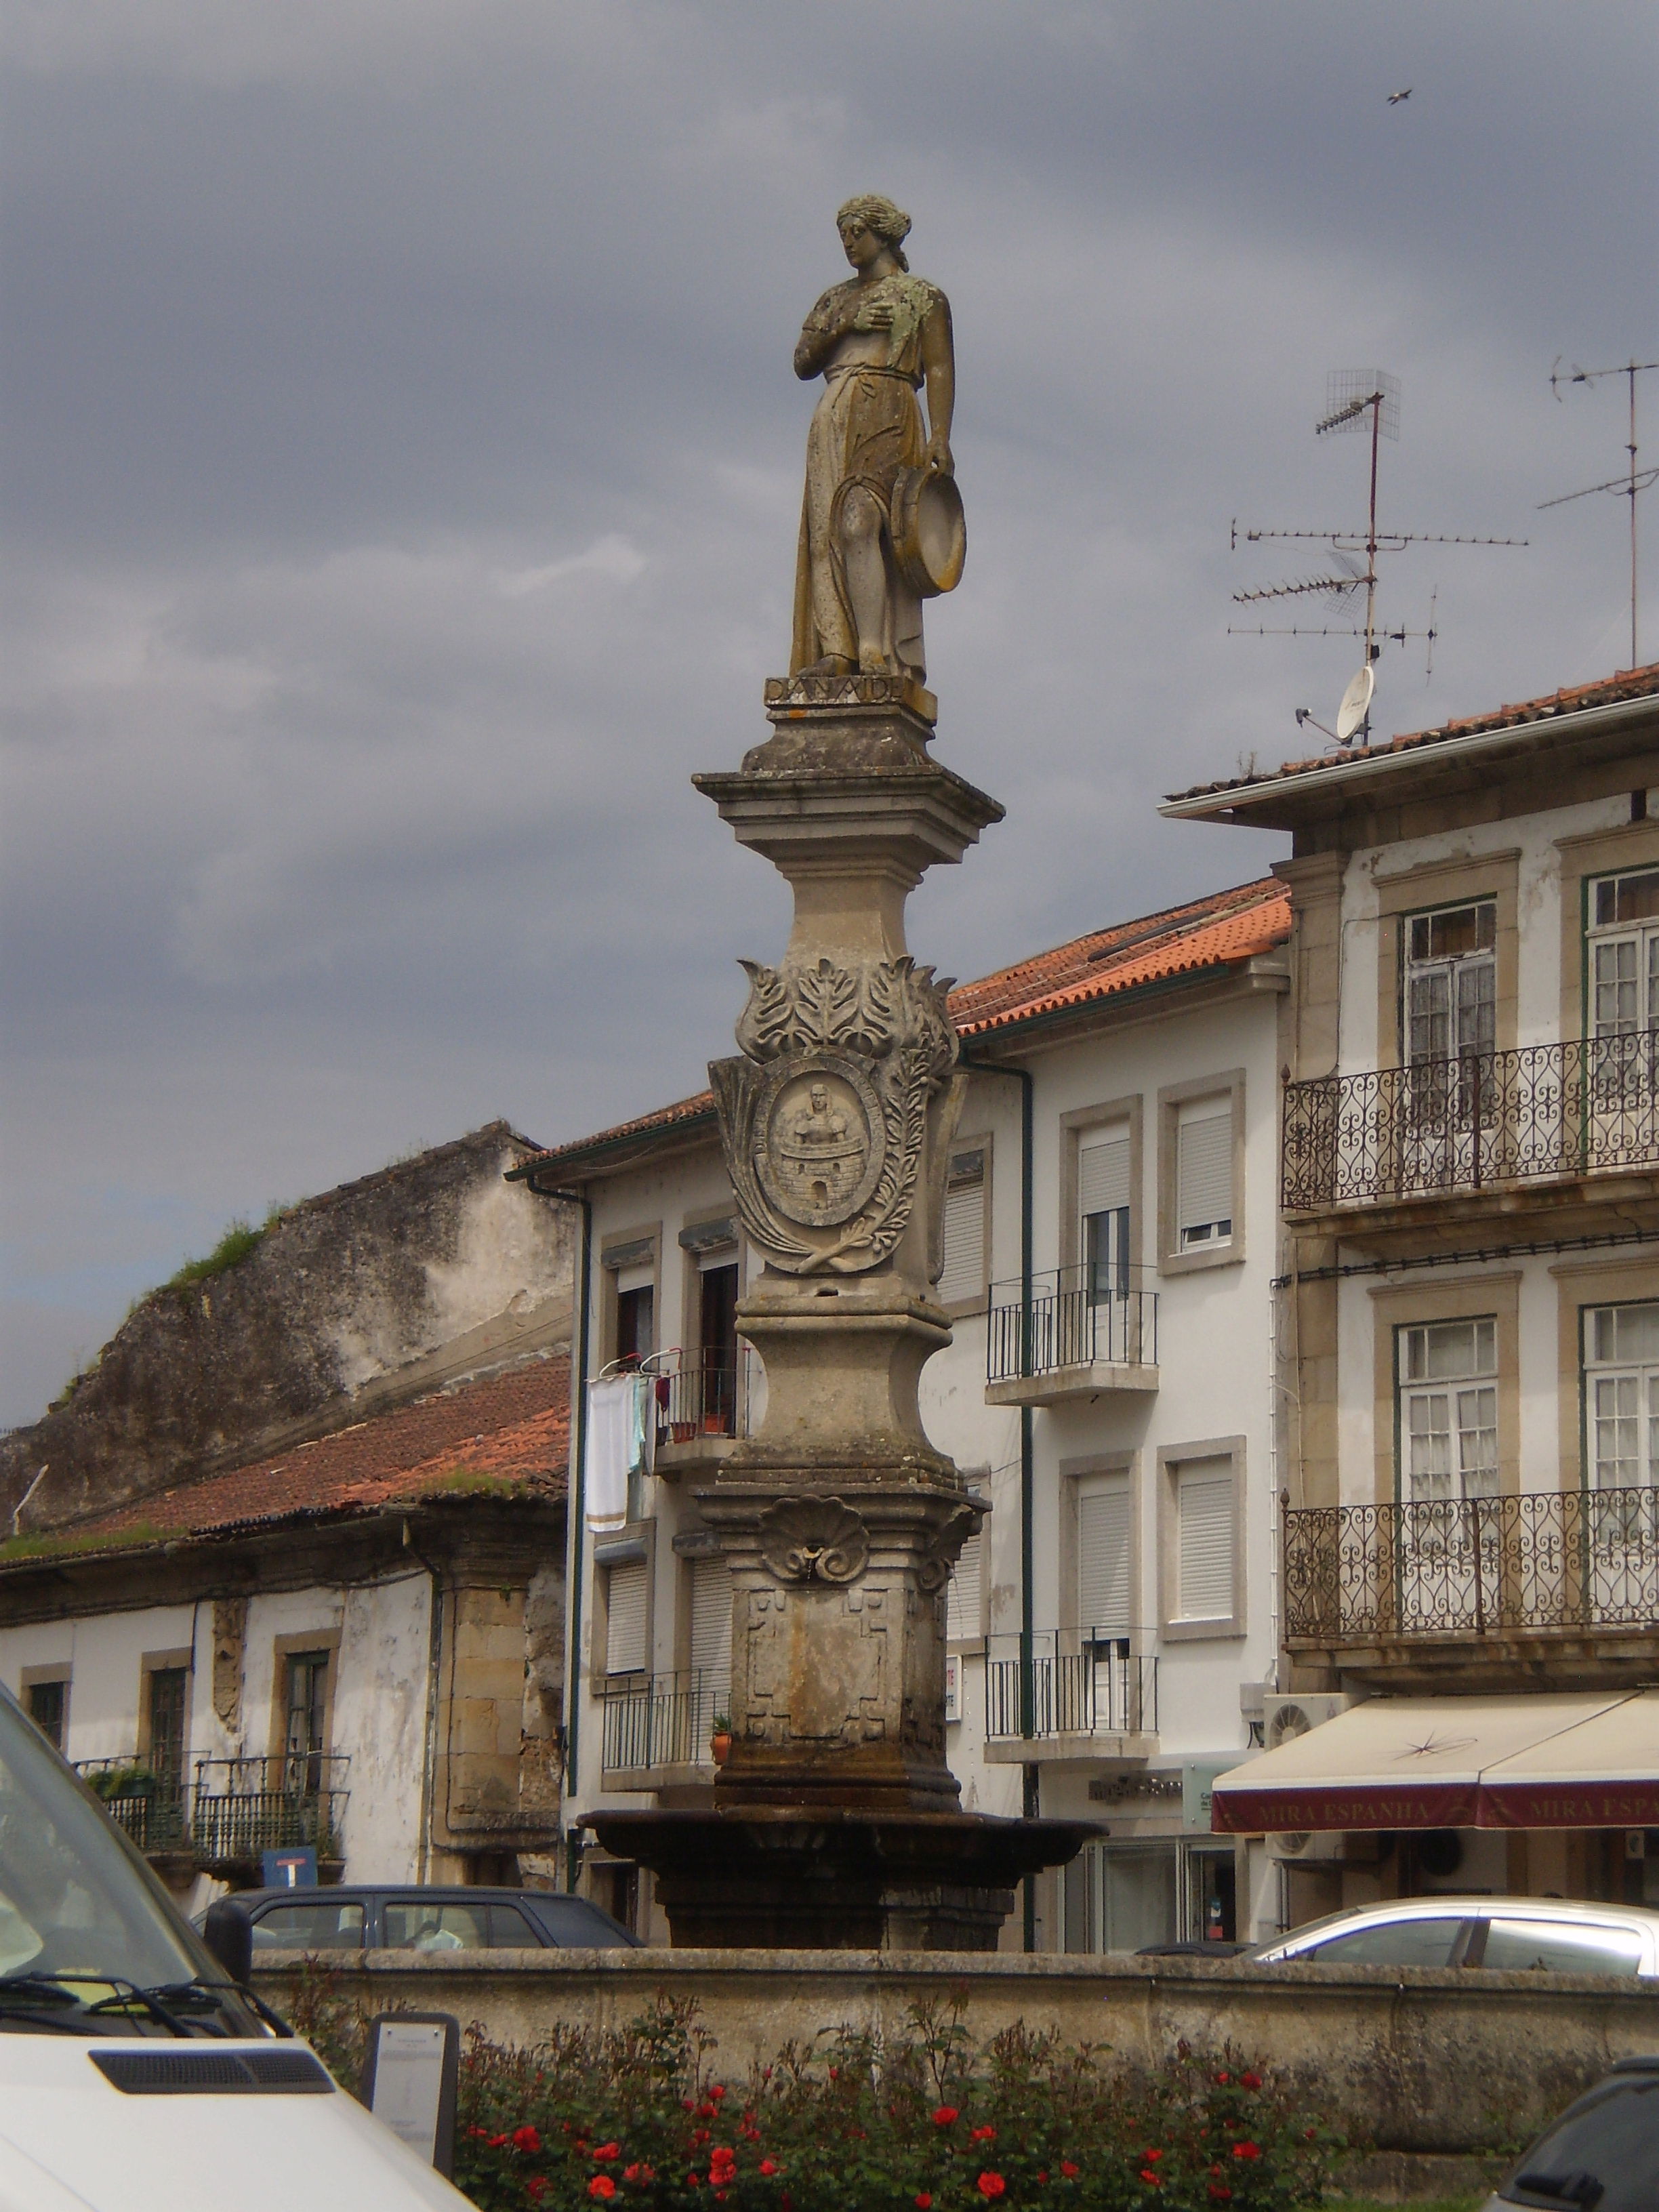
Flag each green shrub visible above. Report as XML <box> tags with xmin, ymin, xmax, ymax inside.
<box><xmin>167</xmin><ymin>1218</ymin><xmax>265</xmax><ymax>1289</ymax></box>
<box><xmin>283</xmin><ymin>1975</ymin><xmax>1341</xmax><ymax>2212</ymax></box>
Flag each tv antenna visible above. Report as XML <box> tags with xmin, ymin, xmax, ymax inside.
<box><xmin>1231</xmin><ymin>371</ymin><xmax>1527</xmax><ymax>744</ymax></box>
<box><xmin>1542</xmin><ymin>357</ymin><xmax>1659</xmax><ymax>668</ymax></box>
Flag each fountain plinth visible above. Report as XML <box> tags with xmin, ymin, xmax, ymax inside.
<box><xmin>583</xmin><ymin>201</ymin><xmax>1093</xmax><ymax>1946</ymax></box>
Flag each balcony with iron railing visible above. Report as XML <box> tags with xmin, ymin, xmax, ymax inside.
<box><xmin>651</xmin><ymin>1349</ymin><xmax>759</xmax><ymax>1475</ymax></box>
<box><xmin>600</xmin><ymin>1667</ymin><xmax>729</xmax><ymax>1784</ymax></box>
<box><xmin>985</xmin><ymin>1267</ymin><xmax>1159</xmax><ymax>1408</ymax></box>
<box><xmin>1281</xmin><ymin>1036</ymin><xmax>1659</xmax><ymax>1223</ymax></box>
<box><xmin>73</xmin><ymin>1753</ymin><xmax>350</xmax><ymax>1872</ymax></box>
<box><xmin>981</xmin><ymin>1631</ymin><xmax>1158</xmax><ymax>1763</ymax></box>
<box><xmin>1283</xmin><ymin>1488</ymin><xmax>1659</xmax><ymax>1677</ymax></box>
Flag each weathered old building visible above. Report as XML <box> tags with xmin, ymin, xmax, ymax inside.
<box><xmin>0</xmin><ymin>1127</ymin><xmax>574</xmax><ymax>1907</ymax></box>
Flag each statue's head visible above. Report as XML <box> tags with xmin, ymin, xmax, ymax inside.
<box><xmin>836</xmin><ymin>194</ymin><xmax>911</xmax><ymax>273</ymax></box>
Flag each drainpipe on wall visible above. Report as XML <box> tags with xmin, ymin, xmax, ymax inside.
<box><xmin>960</xmin><ymin>1049</ymin><xmax>1038</xmax><ymax>1950</ymax></box>
<box><xmin>531</xmin><ymin>1181</ymin><xmax>592</xmax><ymax>1895</ymax></box>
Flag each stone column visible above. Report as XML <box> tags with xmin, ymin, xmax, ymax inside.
<box><xmin>689</xmin><ymin>670</ymin><xmax>1002</xmax><ymax>1814</ymax></box>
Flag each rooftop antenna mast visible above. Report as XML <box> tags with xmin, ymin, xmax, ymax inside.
<box><xmin>1542</xmin><ymin>357</ymin><xmax>1659</xmax><ymax>668</ymax></box>
<box><xmin>1230</xmin><ymin>370</ymin><xmax>1527</xmax><ymax>744</ymax></box>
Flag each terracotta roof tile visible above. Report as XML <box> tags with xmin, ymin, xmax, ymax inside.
<box><xmin>41</xmin><ymin>1357</ymin><xmax>569</xmax><ymax>1554</ymax></box>
<box><xmin>1167</xmin><ymin>661</ymin><xmax>1659</xmax><ymax>807</ymax></box>
<box><xmin>520</xmin><ymin>878</ymin><xmax>1291</xmax><ymax>1176</ymax></box>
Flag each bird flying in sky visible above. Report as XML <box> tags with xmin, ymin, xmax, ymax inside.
<box><xmin>1387</xmin><ymin>88</ymin><xmax>1412</xmax><ymax>104</ymax></box>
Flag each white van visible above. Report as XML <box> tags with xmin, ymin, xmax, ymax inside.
<box><xmin>0</xmin><ymin>1685</ymin><xmax>469</xmax><ymax>2211</ymax></box>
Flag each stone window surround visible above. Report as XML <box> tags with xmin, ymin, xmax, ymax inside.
<box><xmin>676</xmin><ymin>1204</ymin><xmax>744</xmax><ymax>1352</ymax></box>
<box><xmin>1555</xmin><ymin>818</ymin><xmax>1659</xmax><ymax>1040</ymax></box>
<box><xmin>1155</xmin><ymin>1435</ymin><xmax>1247</xmax><ymax>1643</ymax></box>
<box><xmin>598</xmin><ymin>1221</ymin><xmax>663</xmax><ymax>1369</ymax></box>
<box><xmin>670</xmin><ymin>1520</ymin><xmax>723</xmax><ymax>1677</ymax></box>
<box><xmin>590</xmin><ymin>1520</ymin><xmax>659</xmax><ymax>1685</ymax></box>
<box><xmin>1549</xmin><ymin>1252</ymin><xmax>1659</xmax><ymax>1490</ymax></box>
<box><xmin>265</xmin><ymin>1629</ymin><xmax>341</xmax><ymax>1768</ymax></box>
<box><xmin>1156</xmin><ymin>1071</ymin><xmax>1246</xmax><ymax>1277</ymax></box>
<box><xmin>19</xmin><ymin>1662</ymin><xmax>71</xmax><ymax>1744</ymax></box>
<box><xmin>1059</xmin><ymin>1095</ymin><xmax>1143</xmax><ymax>1282</ymax></box>
<box><xmin>1371</xmin><ymin>848</ymin><xmax>1520</xmax><ymax>1069</ymax></box>
<box><xmin>1057</xmin><ymin>1449</ymin><xmax>1142</xmax><ymax>1647</ymax></box>
<box><xmin>1368</xmin><ymin>1273</ymin><xmax>1521</xmax><ymax>1509</ymax></box>
<box><xmin>939</xmin><ymin>1130</ymin><xmax>994</xmax><ymax>1320</ymax></box>
<box><xmin>136</xmin><ymin>1644</ymin><xmax>195</xmax><ymax>1769</ymax></box>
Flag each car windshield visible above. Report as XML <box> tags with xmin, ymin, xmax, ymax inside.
<box><xmin>1508</xmin><ymin>2072</ymin><xmax>1659</xmax><ymax>2212</ymax></box>
<box><xmin>0</xmin><ymin>1690</ymin><xmax>204</xmax><ymax>2018</ymax></box>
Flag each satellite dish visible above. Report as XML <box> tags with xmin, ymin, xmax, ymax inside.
<box><xmin>1335</xmin><ymin>663</ymin><xmax>1374</xmax><ymax>744</ymax></box>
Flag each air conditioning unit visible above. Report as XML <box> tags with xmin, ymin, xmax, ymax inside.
<box><xmin>1267</xmin><ymin>1828</ymin><xmax>1347</xmax><ymax>1862</ymax></box>
<box><xmin>1262</xmin><ymin>1692</ymin><xmax>1351</xmax><ymax>1752</ymax></box>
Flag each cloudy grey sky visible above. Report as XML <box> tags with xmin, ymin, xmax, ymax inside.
<box><xmin>3</xmin><ymin>1</ymin><xmax>1656</xmax><ymax>1422</ymax></box>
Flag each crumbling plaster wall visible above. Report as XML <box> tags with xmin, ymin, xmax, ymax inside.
<box><xmin>0</xmin><ymin>1124</ymin><xmax>573</xmax><ymax>1532</ymax></box>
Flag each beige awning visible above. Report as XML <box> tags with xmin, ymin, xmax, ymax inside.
<box><xmin>1210</xmin><ymin>1691</ymin><xmax>1657</xmax><ymax>1832</ymax></box>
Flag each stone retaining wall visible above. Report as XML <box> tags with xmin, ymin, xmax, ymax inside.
<box><xmin>256</xmin><ymin>1946</ymin><xmax>1659</xmax><ymax>2160</ymax></box>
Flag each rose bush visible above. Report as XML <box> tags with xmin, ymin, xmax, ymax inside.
<box><xmin>286</xmin><ymin>1971</ymin><xmax>1339</xmax><ymax>2212</ymax></box>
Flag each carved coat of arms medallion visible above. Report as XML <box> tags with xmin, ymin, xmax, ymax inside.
<box><xmin>754</xmin><ymin>1055</ymin><xmax>884</xmax><ymax>1227</ymax></box>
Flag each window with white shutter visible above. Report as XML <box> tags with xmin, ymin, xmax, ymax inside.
<box><xmin>1174</xmin><ymin>1460</ymin><xmax>1233</xmax><ymax>1621</ymax></box>
<box><xmin>605</xmin><ymin>1559</ymin><xmax>649</xmax><ymax>1676</ymax></box>
<box><xmin>937</xmin><ymin>1147</ymin><xmax>987</xmax><ymax>1307</ymax></box>
<box><xmin>1078</xmin><ymin>1128</ymin><xmax>1131</xmax><ymax>1298</ymax></box>
<box><xmin>945</xmin><ymin>1529</ymin><xmax>983</xmax><ymax>1644</ymax></box>
<box><xmin>1076</xmin><ymin>1473</ymin><xmax>1131</xmax><ymax>1639</ymax></box>
<box><xmin>687</xmin><ymin>1554</ymin><xmax>731</xmax><ymax>1710</ymax></box>
<box><xmin>1176</xmin><ymin>1100</ymin><xmax>1233</xmax><ymax>1250</ymax></box>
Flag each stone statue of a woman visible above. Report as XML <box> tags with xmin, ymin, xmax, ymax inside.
<box><xmin>791</xmin><ymin>195</ymin><xmax>956</xmax><ymax>682</ymax></box>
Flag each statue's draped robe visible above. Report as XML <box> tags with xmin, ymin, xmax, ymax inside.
<box><xmin>790</xmin><ymin>273</ymin><xmax>943</xmax><ymax>678</ymax></box>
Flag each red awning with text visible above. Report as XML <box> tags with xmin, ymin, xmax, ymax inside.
<box><xmin>1210</xmin><ymin>1692</ymin><xmax>1659</xmax><ymax>1833</ymax></box>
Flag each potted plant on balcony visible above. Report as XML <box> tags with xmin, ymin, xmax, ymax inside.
<box><xmin>709</xmin><ymin>1713</ymin><xmax>733</xmax><ymax>1767</ymax></box>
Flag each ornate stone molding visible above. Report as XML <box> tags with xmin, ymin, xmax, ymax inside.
<box><xmin>712</xmin><ymin>955</ymin><xmax>957</xmax><ymax>1275</ymax></box>
<box><xmin>916</xmin><ymin>1502</ymin><xmax>979</xmax><ymax>1594</ymax></box>
<box><xmin>756</xmin><ymin>1496</ymin><xmax>870</xmax><ymax>1584</ymax></box>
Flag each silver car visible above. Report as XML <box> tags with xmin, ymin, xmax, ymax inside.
<box><xmin>1255</xmin><ymin>1894</ymin><xmax>1659</xmax><ymax>1978</ymax></box>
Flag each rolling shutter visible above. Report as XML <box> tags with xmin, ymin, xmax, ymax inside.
<box><xmin>1078</xmin><ymin>1132</ymin><xmax>1130</xmax><ymax>1221</ymax></box>
<box><xmin>1077</xmin><ymin>1477</ymin><xmax>1131</xmax><ymax>1637</ymax></box>
<box><xmin>688</xmin><ymin>1554</ymin><xmax>731</xmax><ymax>1706</ymax></box>
<box><xmin>938</xmin><ymin>1154</ymin><xmax>986</xmax><ymax>1305</ymax></box>
<box><xmin>946</xmin><ymin>1530</ymin><xmax>983</xmax><ymax>1643</ymax></box>
<box><xmin>1176</xmin><ymin>1101</ymin><xmax>1233</xmax><ymax>1246</ymax></box>
<box><xmin>1176</xmin><ymin>1459</ymin><xmax>1233</xmax><ymax>1620</ymax></box>
<box><xmin>605</xmin><ymin>1559</ymin><xmax>649</xmax><ymax>1675</ymax></box>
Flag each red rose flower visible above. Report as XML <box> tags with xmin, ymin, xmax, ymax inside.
<box><xmin>1208</xmin><ymin>2190</ymin><xmax>1233</xmax><ymax>2205</ymax></box>
<box><xmin>698</xmin><ymin>2104</ymin><xmax>717</xmax><ymax>2121</ymax></box>
<box><xmin>512</xmin><ymin>2126</ymin><xmax>542</xmax><ymax>2154</ymax></box>
<box><xmin>977</xmin><ymin>2174</ymin><xmax>1006</xmax><ymax>2200</ymax></box>
<box><xmin>589</xmin><ymin>2180</ymin><xmax>617</xmax><ymax>2202</ymax></box>
<box><xmin>1214</xmin><ymin>2072</ymin><xmax>1231</xmax><ymax>2086</ymax></box>
<box><xmin>915</xmin><ymin>2196</ymin><xmax>932</xmax><ymax>2210</ymax></box>
<box><xmin>932</xmin><ymin>2107</ymin><xmax>960</xmax><ymax>2128</ymax></box>
<box><xmin>527</xmin><ymin>2184</ymin><xmax>548</xmax><ymax>2204</ymax></box>
<box><xmin>592</xmin><ymin>2142</ymin><xmax>620</xmax><ymax>2163</ymax></box>
<box><xmin>970</xmin><ymin>2125</ymin><xmax>997</xmax><ymax>2144</ymax></box>
<box><xmin>711</xmin><ymin>2085</ymin><xmax>726</xmax><ymax>2101</ymax></box>
<box><xmin>709</xmin><ymin>2148</ymin><xmax>737</xmax><ymax>2183</ymax></box>
<box><xmin>1240</xmin><ymin>2072</ymin><xmax>1261</xmax><ymax>2091</ymax></box>
<box><xmin>488</xmin><ymin>2133</ymin><xmax>508</xmax><ymax>2148</ymax></box>
<box><xmin>1061</xmin><ymin>2163</ymin><xmax>1080</xmax><ymax>2179</ymax></box>
<box><xmin>760</xmin><ymin>2159</ymin><xmax>779</xmax><ymax>2177</ymax></box>
<box><xmin>1231</xmin><ymin>2142</ymin><xmax>1261</xmax><ymax>2162</ymax></box>
<box><xmin>1143</xmin><ymin>2150</ymin><xmax>1162</xmax><ymax>2163</ymax></box>
<box><xmin>1038</xmin><ymin>2175</ymin><xmax>1048</xmax><ymax>2186</ymax></box>
<box><xmin>1140</xmin><ymin>2177</ymin><xmax>1162</xmax><ymax>2192</ymax></box>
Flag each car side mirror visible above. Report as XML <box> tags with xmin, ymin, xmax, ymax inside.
<box><xmin>202</xmin><ymin>1898</ymin><xmax>254</xmax><ymax>1984</ymax></box>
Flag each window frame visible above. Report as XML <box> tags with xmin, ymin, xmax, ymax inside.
<box><xmin>1370</xmin><ymin>1274</ymin><xmax>1520</xmax><ymax>1509</ymax></box>
<box><xmin>138</xmin><ymin>1647</ymin><xmax>194</xmax><ymax>1782</ymax></box>
<box><xmin>1157</xmin><ymin>1072</ymin><xmax>1246</xmax><ymax>1277</ymax></box>
<box><xmin>19</xmin><ymin>1666</ymin><xmax>71</xmax><ymax>1754</ymax></box>
<box><xmin>266</xmin><ymin>1630</ymin><xmax>341</xmax><ymax>1770</ymax></box>
<box><xmin>599</xmin><ymin>1223</ymin><xmax>662</xmax><ymax>1370</ymax></box>
<box><xmin>1584</xmin><ymin>864</ymin><xmax>1659</xmax><ymax>1044</ymax></box>
<box><xmin>1395</xmin><ymin>1316</ymin><xmax>1501</xmax><ymax>1508</ymax></box>
<box><xmin>1155</xmin><ymin>1437</ymin><xmax>1246</xmax><ymax>1641</ymax></box>
<box><xmin>937</xmin><ymin>1134</ymin><xmax>993</xmax><ymax>1319</ymax></box>
<box><xmin>1061</xmin><ymin>1452</ymin><xmax>1139</xmax><ymax>1646</ymax></box>
<box><xmin>1581</xmin><ymin>1296</ymin><xmax>1659</xmax><ymax>1495</ymax></box>
<box><xmin>1061</xmin><ymin>1098</ymin><xmax>1142</xmax><ymax>1286</ymax></box>
<box><xmin>592</xmin><ymin>1524</ymin><xmax>657</xmax><ymax>1685</ymax></box>
<box><xmin>1373</xmin><ymin>848</ymin><xmax>1519</xmax><ymax>1070</ymax></box>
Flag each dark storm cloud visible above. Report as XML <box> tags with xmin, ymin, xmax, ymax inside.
<box><xmin>3</xmin><ymin>1</ymin><xmax>1655</xmax><ymax>1417</ymax></box>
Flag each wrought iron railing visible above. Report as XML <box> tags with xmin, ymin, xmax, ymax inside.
<box><xmin>987</xmin><ymin>1268</ymin><xmax>1158</xmax><ymax>1384</ymax></box>
<box><xmin>983</xmin><ymin>1631</ymin><xmax>1158</xmax><ymax>1741</ymax></box>
<box><xmin>1282</xmin><ymin>1036</ymin><xmax>1659</xmax><ymax>1210</ymax></box>
<box><xmin>600</xmin><ymin>1667</ymin><xmax>727</xmax><ymax>1776</ymax></box>
<box><xmin>1284</xmin><ymin>1488</ymin><xmax>1659</xmax><ymax>1645</ymax></box>
<box><xmin>653</xmin><ymin>1350</ymin><xmax>756</xmax><ymax>1448</ymax></box>
<box><xmin>75</xmin><ymin>1753</ymin><xmax>348</xmax><ymax>1862</ymax></box>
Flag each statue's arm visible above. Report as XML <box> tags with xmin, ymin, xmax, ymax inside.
<box><xmin>920</xmin><ymin>293</ymin><xmax>955</xmax><ymax>474</ymax></box>
<box><xmin>794</xmin><ymin>287</ymin><xmax>851</xmax><ymax>380</ymax></box>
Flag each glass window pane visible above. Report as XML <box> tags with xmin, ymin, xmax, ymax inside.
<box><xmin>1099</xmin><ymin>1846</ymin><xmax>1178</xmax><ymax>1952</ymax></box>
<box><xmin>382</xmin><ymin>1901</ymin><xmax>492</xmax><ymax>1951</ymax></box>
<box><xmin>1310</xmin><ymin>1917</ymin><xmax>1465</xmax><ymax>1967</ymax></box>
<box><xmin>250</xmin><ymin>1900</ymin><xmax>364</xmax><ymax>1951</ymax></box>
<box><xmin>488</xmin><ymin>1904</ymin><xmax>540</xmax><ymax>1947</ymax></box>
<box><xmin>1514</xmin><ymin>2077</ymin><xmax>1659</xmax><ymax>2212</ymax></box>
<box><xmin>1481</xmin><ymin>1917</ymin><xmax>1643</xmax><ymax>1978</ymax></box>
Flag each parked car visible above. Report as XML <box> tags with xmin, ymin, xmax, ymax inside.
<box><xmin>1481</xmin><ymin>2052</ymin><xmax>1659</xmax><ymax>2212</ymax></box>
<box><xmin>1256</xmin><ymin>1895</ymin><xmax>1659</xmax><ymax>1978</ymax></box>
<box><xmin>216</xmin><ymin>1885</ymin><xmax>640</xmax><ymax>1954</ymax></box>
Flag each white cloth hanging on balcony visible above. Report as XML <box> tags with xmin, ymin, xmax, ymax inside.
<box><xmin>586</xmin><ymin>1373</ymin><xmax>649</xmax><ymax>1531</ymax></box>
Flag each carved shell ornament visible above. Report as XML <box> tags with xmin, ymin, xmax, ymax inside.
<box><xmin>916</xmin><ymin>1502</ymin><xmax>979</xmax><ymax>1594</ymax></box>
<box><xmin>757</xmin><ymin>1496</ymin><xmax>870</xmax><ymax>1584</ymax></box>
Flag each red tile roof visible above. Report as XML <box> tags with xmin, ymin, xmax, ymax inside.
<box><xmin>518</xmin><ymin>878</ymin><xmax>1292</xmax><ymax>1175</ymax></box>
<box><xmin>1166</xmin><ymin>661</ymin><xmax>1659</xmax><ymax>808</ymax></box>
<box><xmin>22</xmin><ymin>1356</ymin><xmax>569</xmax><ymax>1557</ymax></box>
